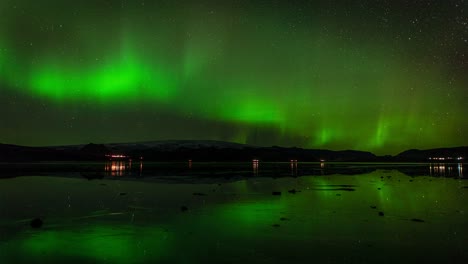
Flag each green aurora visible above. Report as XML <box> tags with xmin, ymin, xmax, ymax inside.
<box><xmin>0</xmin><ymin>0</ymin><xmax>467</xmax><ymax>154</ymax></box>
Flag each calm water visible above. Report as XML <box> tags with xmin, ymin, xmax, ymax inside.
<box><xmin>0</xmin><ymin>162</ymin><xmax>467</xmax><ymax>263</ymax></box>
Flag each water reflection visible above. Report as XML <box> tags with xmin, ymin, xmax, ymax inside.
<box><xmin>4</xmin><ymin>162</ymin><xmax>468</xmax><ymax>180</ymax></box>
<box><xmin>104</xmin><ymin>161</ymin><xmax>130</xmax><ymax>177</ymax></box>
<box><xmin>429</xmin><ymin>163</ymin><xmax>464</xmax><ymax>178</ymax></box>
<box><xmin>252</xmin><ymin>160</ymin><xmax>259</xmax><ymax>176</ymax></box>
<box><xmin>290</xmin><ymin>160</ymin><xmax>298</xmax><ymax>176</ymax></box>
<box><xmin>3</xmin><ymin>169</ymin><xmax>468</xmax><ymax>263</ymax></box>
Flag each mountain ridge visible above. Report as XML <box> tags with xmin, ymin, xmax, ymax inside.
<box><xmin>0</xmin><ymin>140</ymin><xmax>466</xmax><ymax>162</ymax></box>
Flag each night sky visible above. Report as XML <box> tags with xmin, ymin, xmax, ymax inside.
<box><xmin>0</xmin><ymin>0</ymin><xmax>467</xmax><ymax>155</ymax></box>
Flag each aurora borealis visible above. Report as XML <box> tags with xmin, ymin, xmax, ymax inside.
<box><xmin>0</xmin><ymin>0</ymin><xmax>467</xmax><ymax>154</ymax></box>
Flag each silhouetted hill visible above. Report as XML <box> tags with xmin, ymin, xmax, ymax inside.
<box><xmin>80</xmin><ymin>143</ymin><xmax>110</xmax><ymax>156</ymax></box>
<box><xmin>0</xmin><ymin>143</ymin><xmax>104</xmax><ymax>161</ymax></box>
<box><xmin>396</xmin><ymin>147</ymin><xmax>468</xmax><ymax>161</ymax></box>
<box><xmin>0</xmin><ymin>141</ymin><xmax>466</xmax><ymax>162</ymax></box>
<box><xmin>127</xmin><ymin>146</ymin><xmax>377</xmax><ymax>162</ymax></box>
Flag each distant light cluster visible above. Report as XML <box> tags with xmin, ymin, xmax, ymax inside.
<box><xmin>105</xmin><ymin>154</ymin><xmax>129</xmax><ymax>159</ymax></box>
<box><xmin>429</xmin><ymin>157</ymin><xmax>464</xmax><ymax>161</ymax></box>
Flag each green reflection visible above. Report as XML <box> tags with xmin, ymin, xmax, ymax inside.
<box><xmin>16</xmin><ymin>225</ymin><xmax>171</xmax><ymax>263</ymax></box>
<box><xmin>1</xmin><ymin>169</ymin><xmax>468</xmax><ymax>263</ymax></box>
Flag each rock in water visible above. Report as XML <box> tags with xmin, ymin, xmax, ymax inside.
<box><xmin>30</xmin><ymin>218</ymin><xmax>43</xmax><ymax>228</ymax></box>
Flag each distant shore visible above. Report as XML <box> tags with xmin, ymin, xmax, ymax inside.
<box><xmin>1</xmin><ymin>141</ymin><xmax>467</xmax><ymax>163</ymax></box>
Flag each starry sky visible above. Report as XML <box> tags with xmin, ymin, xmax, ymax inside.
<box><xmin>0</xmin><ymin>0</ymin><xmax>467</xmax><ymax>155</ymax></box>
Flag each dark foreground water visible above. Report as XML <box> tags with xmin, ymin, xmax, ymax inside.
<box><xmin>0</xmin><ymin>162</ymin><xmax>467</xmax><ymax>263</ymax></box>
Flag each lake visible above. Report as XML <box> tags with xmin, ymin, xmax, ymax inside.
<box><xmin>0</xmin><ymin>162</ymin><xmax>467</xmax><ymax>263</ymax></box>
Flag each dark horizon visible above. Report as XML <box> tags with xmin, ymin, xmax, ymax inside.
<box><xmin>2</xmin><ymin>140</ymin><xmax>467</xmax><ymax>163</ymax></box>
<box><xmin>1</xmin><ymin>138</ymin><xmax>468</xmax><ymax>156</ymax></box>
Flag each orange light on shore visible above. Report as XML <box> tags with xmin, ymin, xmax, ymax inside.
<box><xmin>105</xmin><ymin>154</ymin><xmax>128</xmax><ymax>159</ymax></box>
<box><xmin>429</xmin><ymin>157</ymin><xmax>464</xmax><ymax>161</ymax></box>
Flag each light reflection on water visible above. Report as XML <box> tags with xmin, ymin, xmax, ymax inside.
<box><xmin>98</xmin><ymin>161</ymin><xmax>465</xmax><ymax>178</ymax></box>
<box><xmin>104</xmin><ymin>161</ymin><xmax>130</xmax><ymax>177</ymax></box>
<box><xmin>290</xmin><ymin>160</ymin><xmax>298</xmax><ymax>176</ymax></box>
<box><xmin>140</xmin><ymin>161</ymin><xmax>143</xmax><ymax>176</ymax></box>
<box><xmin>429</xmin><ymin>163</ymin><xmax>464</xmax><ymax>178</ymax></box>
<box><xmin>104</xmin><ymin>160</ymin><xmax>145</xmax><ymax>177</ymax></box>
<box><xmin>1</xmin><ymin>166</ymin><xmax>468</xmax><ymax>263</ymax></box>
<box><xmin>252</xmin><ymin>160</ymin><xmax>259</xmax><ymax>176</ymax></box>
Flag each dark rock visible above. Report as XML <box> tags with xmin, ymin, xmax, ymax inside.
<box><xmin>409</xmin><ymin>180</ymin><xmax>414</xmax><ymax>182</ymax></box>
<box><xmin>288</xmin><ymin>189</ymin><xmax>299</xmax><ymax>194</ymax></box>
<box><xmin>377</xmin><ymin>188</ymin><xmax>381</xmax><ymax>190</ymax></box>
<box><xmin>280</xmin><ymin>217</ymin><xmax>289</xmax><ymax>221</ymax></box>
<box><xmin>411</xmin><ymin>218</ymin><xmax>425</xmax><ymax>223</ymax></box>
<box><xmin>272</xmin><ymin>224</ymin><xmax>280</xmax><ymax>227</ymax></box>
<box><xmin>336</xmin><ymin>194</ymin><xmax>341</xmax><ymax>196</ymax></box>
<box><xmin>30</xmin><ymin>218</ymin><xmax>43</xmax><ymax>228</ymax></box>
<box><xmin>192</xmin><ymin>192</ymin><xmax>206</xmax><ymax>196</ymax></box>
<box><xmin>342</xmin><ymin>188</ymin><xmax>355</xmax><ymax>191</ymax></box>
<box><xmin>119</xmin><ymin>192</ymin><xmax>127</xmax><ymax>196</ymax></box>
<box><xmin>272</xmin><ymin>191</ymin><xmax>281</xmax><ymax>196</ymax></box>
<box><xmin>180</xmin><ymin>206</ymin><xmax>188</xmax><ymax>212</ymax></box>
<box><xmin>378</xmin><ymin>212</ymin><xmax>384</xmax><ymax>216</ymax></box>
<box><xmin>370</xmin><ymin>206</ymin><xmax>377</xmax><ymax>209</ymax></box>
